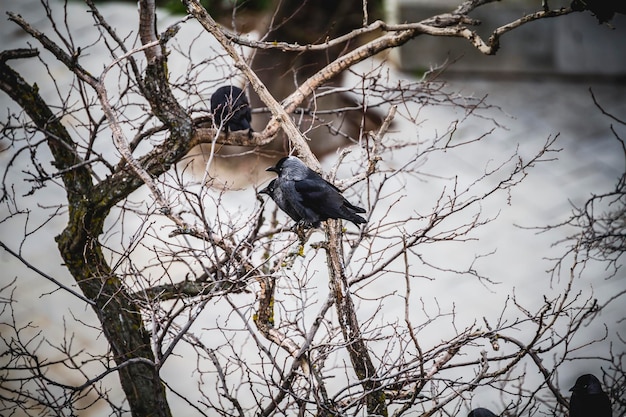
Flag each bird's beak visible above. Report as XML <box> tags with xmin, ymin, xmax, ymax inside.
<box><xmin>266</xmin><ymin>166</ymin><xmax>278</xmax><ymax>173</ymax></box>
<box><xmin>258</xmin><ymin>186</ymin><xmax>269</xmax><ymax>195</ymax></box>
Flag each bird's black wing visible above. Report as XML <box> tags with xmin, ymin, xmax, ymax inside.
<box><xmin>570</xmin><ymin>393</ymin><xmax>612</xmax><ymax>417</ymax></box>
<box><xmin>343</xmin><ymin>198</ymin><xmax>366</xmax><ymax>213</ymax></box>
<box><xmin>210</xmin><ymin>86</ymin><xmax>251</xmax><ymax>132</ymax></box>
<box><xmin>304</xmin><ymin>171</ymin><xmax>366</xmax><ymax>214</ymax></box>
<box><xmin>294</xmin><ymin>178</ymin><xmax>340</xmax><ymax>219</ymax></box>
<box><xmin>599</xmin><ymin>393</ymin><xmax>613</xmax><ymax>417</ymax></box>
<box><xmin>295</xmin><ymin>178</ymin><xmax>366</xmax><ymax>225</ymax></box>
<box><xmin>229</xmin><ymin>97</ymin><xmax>251</xmax><ymax>131</ymax></box>
<box><xmin>282</xmin><ymin>180</ymin><xmax>322</xmax><ymax>227</ymax></box>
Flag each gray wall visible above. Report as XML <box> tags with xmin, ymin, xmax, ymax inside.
<box><xmin>387</xmin><ymin>0</ymin><xmax>626</xmax><ymax>75</ymax></box>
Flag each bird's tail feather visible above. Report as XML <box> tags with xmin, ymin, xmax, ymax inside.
<box><xmin>345</xmin><ymin>201</ymin><xmax>366</xmax><ymax>213</ymax></box>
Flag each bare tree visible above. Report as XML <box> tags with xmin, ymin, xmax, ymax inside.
<box><xmin>549</xmin><ymin>90</ymin><xmax>626</xmax><ymax>279</ymax></box>
<box><xmin>0</xmin><ymin>0</ymin><xmax>623</xmax><ymax>416</ymax></box>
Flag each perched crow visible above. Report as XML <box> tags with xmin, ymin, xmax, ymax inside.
<box><xmin>468</xmin><ymin>408</ymin><xmax>497</xmax><ymax>417</ymax></box>
<box><xmin>262</xmin><ymin>156</ymin><xmax>366</xmax><ymax>228</ymax></box>
<box><xmin>569</xmin><ymin>374</ymin><xmax>612</xmax><ymax>417</ymax></box>
<box><xmin>259</xmin><ymin>179</ymin><xmax>303</xmax><ymax>225</ymax></box>
<box><xmin>210</xmin><ymin>85</ymin><xmax>252</xmax><ymax>133</ymax></box>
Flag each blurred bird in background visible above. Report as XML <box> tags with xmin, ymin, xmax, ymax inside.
<box><xmin>210</xmin><ymin>85</ymin><xmax>252</xmax><ymax>134</ymax></box>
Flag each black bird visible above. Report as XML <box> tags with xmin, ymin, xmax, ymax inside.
<box><xmin>259</xmin><ymin>179</ymin><xmax>303</xmax><ymax>225</ymax></box>
<box><xmin>569</xmin><ymin>374</ymin><xmax>612</xmax><ymax>417</ymax></box>
<box><xmin>262</xmin><ymin>156</ymin><xmax>366</xmax><ymax>228</ymax></box>
<box><xmin>210</xmin><ymin>85</ymin><xmax>252</xmax><ymax>133</ymax></box>
<box><xmin>468</xmin><ymin>408</ymin><xmax>497</xmax><ymax>417</ymax></box>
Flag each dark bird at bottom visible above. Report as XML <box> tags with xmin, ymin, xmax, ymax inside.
<box><xmin>569</xmin><ymin>373</ymin><xmax>612</xmax><ymax>417</ymax></box>
<box><xmin>210</xmin><ymin>85</ymin><xmax>252</xmax><ymax>133</ymax></box>
<box><xmin>260</xmin><ymin>156</ymin><xmax>366</xmax><ymax>228</ymax></box>
<box><xmin>468</xmin><ymin>408</ymin><xmax>497</xmax><ymax>417</ymax></box>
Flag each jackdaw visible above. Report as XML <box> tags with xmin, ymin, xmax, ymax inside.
<box><xmin>468</xmin><ymin>408</ymin><xmax>497</xmax><ymax>417</ymax></box>
<box><xmin>569</xmin><ymin>374</ymin><xmax>612</xmax><ymax>417</ymax></box>
<box><xmin>259</xmin><ymin>179</ymin><xmax>303</xmax><ymax>225</ymax></box>
<box><xmin>210</xmin><ymin>85</ymin><xmax>252</xmax><ymax>133</ymax></box>
<box><xmin>261</xmin><ymin>156</ymin><xmax>366</xmax><ymax>228</ymax></box>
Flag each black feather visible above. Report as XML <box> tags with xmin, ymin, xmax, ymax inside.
<box><xmin>262</xmin><ymin>156</ymin><xmax>366</xmax><ymax>228</ymax></box>
<box><xmin>468</xmin><ymin>408</ymin><xmax>497</xmax><ymax>417</ymax></box>
<box><xmin>210</xmin><ymin>85</ymin><xmax>252</xmax><ymax>132</ymax></box>
<box><xmin>570</xmin><ymin>374</ymin><xmax>612</xmax><ymax>417</ymax></box>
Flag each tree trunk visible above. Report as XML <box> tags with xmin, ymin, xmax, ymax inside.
<box><xmin>326</xmin><ymin>220</ymin><xmax>387</xmax><ymax>416</ymax></box>
<box><xmin>0</xmin><ymin>54</ymin><xmax>173</xmax><ymax>417</ymax></box>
